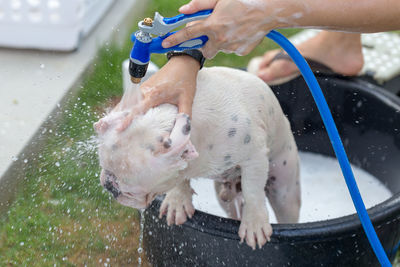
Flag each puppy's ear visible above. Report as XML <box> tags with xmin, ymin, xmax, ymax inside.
<box><xmin>94</xmin><ymin>119</ymin><xmax>108</xmax><ymax>134</ymax></box>
<box><xmin>163</xmin><ymin>113</ymin><xmax>198</xmax><ymax>161</ymax></box>
<box><xmin>181</xmin><ymin>140</ymin><xmax>198</xmax><ymax>161</ymax></box>
<box><xmin>94</xmin><ymin>111</ymin><xmax>129</xmax><ymax>134</ymax></box>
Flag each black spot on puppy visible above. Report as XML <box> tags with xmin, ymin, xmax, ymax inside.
<box><xmin>283</xmin><ymin>160</ymin><xmax>287</xmax><ymax>166</ymax></box>
<box><xmin>228</xmin><ymin>128</ymin><xmax>237</xmax><ymax>137</ymax></box>
<box><xmin>163</xmin><ymin>138</ymin><xmax>172</xmax><ymax>149</ymax></box>
<box><xmin>231</xmin><ymin>114</ymin><xmax>238</xmax><ymax>122</ymax></box>
<box><xmin>225</xmin><ymin>161</ymin><xmax>233</xmax><ymax>167</ymax></box>
<box><xmin>182</xmin><ymin>118</ymin><xmax>191</xmax><ymax>135</ymax></box>
<box><xmin>244</xmin><ymin>134</ymin><xmax>251</xmax><ymax>144</ymax></box>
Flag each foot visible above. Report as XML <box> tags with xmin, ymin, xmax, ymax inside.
<box><xmin>159</xmin><ymin>181</ymin><xmax>195</xmax><ymax>226</ymax></box>
<box><xmin>254</xmin><ymin>31</ymin><xmax>364</xmax><ymax>84</ymax></box>
<box><xmin>238</xmin><ymin>203</ymin><xmax>272</xmax><ymax>250</ymax></box>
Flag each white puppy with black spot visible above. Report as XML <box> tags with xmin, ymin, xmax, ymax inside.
<box><xmin>95</xmin><ymin>67</ymin><xmax>301</xmax><ymax>249</ymax></box>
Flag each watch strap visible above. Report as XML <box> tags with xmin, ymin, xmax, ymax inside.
<box><xmin>166</xmin><ymin>49</ymin><xmax>205</xmax><ymax>69</ymax></box>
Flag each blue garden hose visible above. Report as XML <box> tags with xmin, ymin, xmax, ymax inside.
<box><xmin>266</xmin><ymin>30</ymin><xmax>391</xmax><ymax>267</ymax></box>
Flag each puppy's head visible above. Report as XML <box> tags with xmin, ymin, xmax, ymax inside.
<box><xmin>95</xmin><ymin>105</ymin><xmax>198</xmax><ymax>209</ymax></box>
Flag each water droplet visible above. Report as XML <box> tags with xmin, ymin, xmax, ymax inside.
<box><xmin>138</xmin><ymin>209</ymin><xmax>145</xmax><ymax>266</ymax></box>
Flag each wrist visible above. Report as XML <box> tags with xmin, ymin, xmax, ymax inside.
<box><xmin>166</xmin><ymin>49</ymin><xmax>205</xmax><ymax>69</ymax></box>
<box><xmin>165</xmin><ymin>55</ymin><xmax>201</xmax><ymax>78</ymax></box>
<box><xmin>168</xmin><ymin>54</ymin><xmax>200</xmax><ymax>66</ymax></box>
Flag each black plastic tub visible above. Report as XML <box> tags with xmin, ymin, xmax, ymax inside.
<box><xmin>143</xmin><ymin>75</ymin><xmax>400</xmax><ymax>267</ymax></box>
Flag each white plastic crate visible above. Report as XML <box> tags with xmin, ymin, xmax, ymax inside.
<box><xmin>0</xmin><ymin>0</ymin><xmax>114</xmax><ymax>51</ymax></box>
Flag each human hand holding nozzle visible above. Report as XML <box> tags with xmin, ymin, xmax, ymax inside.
<box><xmin>118</xmin><ymin>55</ymin><xmax>200</xmax><ymax>132</ymax></box>
<box><xmin>162</xmin><ymin>0</ymin><xmax>273</xmax><ymax>59</ymax></box>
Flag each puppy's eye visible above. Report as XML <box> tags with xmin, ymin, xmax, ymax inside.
<box><xmin>105</xmin><ymin>170</ymin><xmax>117</xmax><ymax>181</ymax></box>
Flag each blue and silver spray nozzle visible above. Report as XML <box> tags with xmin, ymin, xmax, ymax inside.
<box><xmin>129</xmin><ymin>10</ymin><xmax>212</xmax><ymax>83</ymax></box>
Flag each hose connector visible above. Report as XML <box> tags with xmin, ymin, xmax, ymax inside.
<box><xmin>129</xmin><ymin>26</ymin><xmax>152</xmax><ymax>84</ymax></box>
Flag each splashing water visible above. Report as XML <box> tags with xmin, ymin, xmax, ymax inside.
<box><xmin>137</xmin><ymin>209</ymin><xmax>145</xmax><ymax>267</ymax></box>
<box><xmin>74</xmin><ymin>135</ymin><xmax>99</xmax><ymax>158</ymax></box>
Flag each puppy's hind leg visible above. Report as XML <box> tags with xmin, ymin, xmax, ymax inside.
<box><xmin>239</xmin><ymin>150</ymin><xmax>272</xmax><ymax>250</ymax></box>
<box><xmin>266</xmin><ymin>142</ymin><xmax>301</xmax><ymax>224</ymax></box>
<box><xmin>214</xmin><ymin>180</ymin><xmax>243</xmax><ymax>220</ymax></box>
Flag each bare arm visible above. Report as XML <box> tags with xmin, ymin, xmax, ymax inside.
<box><xmin>294</xmin><ymin>0</ymin><xmax>400</xmax><ymax>32</ymax></box>
<box><xmin>163</xmin><ymin>0</ymin><xmax>400</xmax><ymax>58</ymax></box>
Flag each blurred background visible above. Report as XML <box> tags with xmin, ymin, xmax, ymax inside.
<box><xmin>0</xmin><ymin>0</ymin><xmax>397</xmax><ymax>266</ymax></box>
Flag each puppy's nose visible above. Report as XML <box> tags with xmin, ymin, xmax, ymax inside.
<box><xmin>104</xmin><ymin>180</ymin><xmax>121</xmax><ymax>198</ymax></box>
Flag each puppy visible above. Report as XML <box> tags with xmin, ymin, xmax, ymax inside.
<box><xmin>95</xmin><ymin>67</ymin><xmax>301</xmax><ymax>249</ymax></box>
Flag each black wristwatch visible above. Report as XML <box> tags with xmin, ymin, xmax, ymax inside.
<box><xmin>166</xmin><ymin>49</ymin><xmax>206</xmax><ymax>69</ymax></box>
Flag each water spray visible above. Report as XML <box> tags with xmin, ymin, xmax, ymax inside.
<box><xmin>129</xmin><ymin>10</ymin><xmax>391</xmax><ymax>266</ymax></box>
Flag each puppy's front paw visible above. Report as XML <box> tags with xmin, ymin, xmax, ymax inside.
<box><xmin>159</xmin><ymin>186</ymin><xmax>195</xmax><ymax>226</ymax></box>
<box><xmin>238</xmin><ymin>204</ymin><xmax>272</xmax><ymax>250</ymax></box>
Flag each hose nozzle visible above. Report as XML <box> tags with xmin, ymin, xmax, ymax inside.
<box><xmin>130</xmin><ymin>77</ymin><xmax>142</xmax><ymax>84</ymax></box>
<box><xmin>129</xmin><ymin>24</ymin><xmax>152</xmax><ymax>84</ymax></box>
<box><xmin>129</xmin><ymin>59</ymin><xmax>149</xmax><ymax>84</ymax></box>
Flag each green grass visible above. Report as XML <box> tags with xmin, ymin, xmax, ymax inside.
<box><xmin>0</xmin><ymin>41</ymin><xmax>140</xmax><ymax>266</ymax></box>
<box><xmin>0</xmin><ymin>0</ymin><xmax>398</xmax><ymax>266</ymax></box>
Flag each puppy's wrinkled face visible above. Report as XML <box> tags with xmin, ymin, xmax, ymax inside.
<box><xmin>95</xmin><ymin>105</ymin><xmax>198</xmax><ymax>209</ymax></box>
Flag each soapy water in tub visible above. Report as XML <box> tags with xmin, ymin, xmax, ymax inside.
<box><xmin>191</xmin><ymin>151</ymin><xmax>393</xmax><ymax>223</ymax></box>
